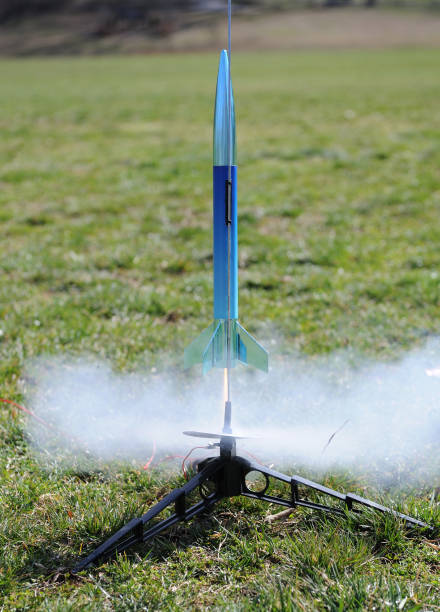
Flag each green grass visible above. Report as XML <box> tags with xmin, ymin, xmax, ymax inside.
<box><xmin>0</xmin><ymin>49</ymin><xmax>439</xmax><ymax>609</ymax></box>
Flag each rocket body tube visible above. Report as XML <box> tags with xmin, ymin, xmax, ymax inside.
<box><xmin>184</xmin><ymin>50</ymin><xmax>268</xmax><ymax>374</ymax></box>
<box><xmin>213</xmin><ymin>165</ymin><xmax>237</xmax><ymax>319</ymax></box>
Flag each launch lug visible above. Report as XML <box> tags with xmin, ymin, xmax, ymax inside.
<box><xmin>225</xmin><ymin>179</ymin><xmax>232</xmax><ymax>225</ymax></box>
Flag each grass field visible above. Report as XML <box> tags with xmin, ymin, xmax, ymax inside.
<box><xmin>1</xmin><ymin>49</ymin><xmax>440</xmax><ymax>609</ymax></box>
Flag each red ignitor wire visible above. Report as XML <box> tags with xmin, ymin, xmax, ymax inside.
<box><xmin>142</xmin><ymin>441</ymin><xmax>186</xmax><ymax>472</ymax></box>
<box><xmin>181</xmin><ymin>445</ymin><xmax>213</xmax><ymax>480</ymax></box>
<box><xmin>0</xmin><ymin>398</ymin><xmax>53</xmax><ymax>429</ymax></box>
<box><xmin>142</xmin><ymin>440</ymin><xmax>157</xmax><ymax>470</ymax></box>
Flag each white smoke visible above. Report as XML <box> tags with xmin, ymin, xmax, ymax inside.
<box><xmin>23</xmin><ymin>339</ymin><xmax>440</xmax><ymax>486</ymax></box>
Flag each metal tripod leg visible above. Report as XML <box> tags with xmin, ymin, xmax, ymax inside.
<box><xmin>72</xmin><ymin>456</ymin><xmax>227</xmax><ymax>573</ymax></box>
<box><xmin>241</xmin><ymin>460</ymin><xmax>430</xmax><ymax>529</ymax></box>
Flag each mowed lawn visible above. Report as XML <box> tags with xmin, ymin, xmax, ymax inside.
<box><xmin>1</xmin><ymin>50</ymin><xmax>440</xmax><ymax>609</ymax></box>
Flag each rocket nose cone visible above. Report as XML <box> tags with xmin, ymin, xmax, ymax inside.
<box><xmin>214</xmin><ymin>50</ymin><xmax>236</xmax><ymax>166</ymax></box>
<box><xmin>218</xmin><ymin>48</ymin><xmax>228</xmax><ymax>79</ymax></box>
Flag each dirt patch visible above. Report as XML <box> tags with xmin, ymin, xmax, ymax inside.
<box><xmin>1</xmin><ymin>8</ymin><xmax>440</xmax><ymax>55</ymax></box>
<box><xmin>238</xmin><ymin>8</ymin><xmax>440</xmax><ymax>50</ymax></box>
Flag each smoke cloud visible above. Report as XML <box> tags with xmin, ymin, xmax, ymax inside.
<box><xmin>23</xmin><ymin>339</ymin><xmax>440</xmax><ymax>486</ymax></box>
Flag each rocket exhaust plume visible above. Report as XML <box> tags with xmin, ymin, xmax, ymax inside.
<box><xmin>23</xmin><ymin>339</ymin><xmax>440</xmax><ymax>487</ymax></box>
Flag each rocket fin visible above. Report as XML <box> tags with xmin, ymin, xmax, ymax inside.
<box><xmin>184</xmin><ymin>320</ymin><xmax>268</xmax><ymax>374</ymax></box>
<box><xmin>236</xmin><ymin>322</ymin><xmax>269</xmax><ymax>373</ymax></box>
<box><xmin>184</xmin><ymin>321</ymin><xmax>220</xmax><ymax>374</ymax></box>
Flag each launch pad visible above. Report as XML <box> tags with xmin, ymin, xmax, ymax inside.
<box><xmin>72</xmin><ymin>433</ymin><xmax>429</xmax><ymax>573</ymax></box>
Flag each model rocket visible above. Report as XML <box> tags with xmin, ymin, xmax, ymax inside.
<box><xmin>184</xmin><ymin>50</ymin><xmax>268</xmax><ymax>375</ymax></box>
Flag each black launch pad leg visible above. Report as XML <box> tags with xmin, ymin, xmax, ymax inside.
<box><xmin>72</xmin><ymin>454</ymin><xmax>430</xmax><ymax>572</ymax></box>
<box><xmin>72</xmin><ymin>456</ymin><xmax>227</xmax><ymax>573</ymax></box>
<box><xmin>240</xmin><ymin>459</ymin><xmax>430</xmax><ymax>530</ymax></box>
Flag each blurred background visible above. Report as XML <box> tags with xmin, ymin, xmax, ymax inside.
<box><xmin>1</xmin><ymin>0</ymin><xmax>440</xmax><ymax>55</ymax></box>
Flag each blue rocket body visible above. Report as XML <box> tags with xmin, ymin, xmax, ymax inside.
<box><xmin>184</xmin><ymin>51</ymin><xmax>268</xmax><ymax>374</ymax></box>
<box><xmin>213</xmin><ymin>165</ymin><xmax>238</xmax><ymax>320</ymax></box>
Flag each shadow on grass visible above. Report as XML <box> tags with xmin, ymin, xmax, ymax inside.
<box><xmin>12</xmin><ymin>508</ymin><xmax>224</xmax><ymax>586</ymax></box>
